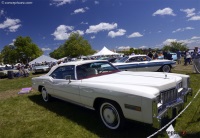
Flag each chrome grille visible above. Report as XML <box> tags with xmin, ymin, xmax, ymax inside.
<box><xmin>160</xmin><ymin>88</ymin><xmax>177</xmax><ymax>104</ymax></box>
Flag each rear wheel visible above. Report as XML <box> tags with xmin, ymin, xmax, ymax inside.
<box><xmin>162</xmin><ymin>65</ymin><xmax>171</xmax><ymax>72</ymax></box>
<box><xmin>41</xmin><ymin>87</ymin><xmax>51</xmax><ymax>102</ymax></box>
<box><xmin>99</xmin><ymin>100</ymin><xmax>125</xmax><ymax>130</ymax></box>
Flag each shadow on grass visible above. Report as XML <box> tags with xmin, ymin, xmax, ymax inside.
<box><xmin>28</xmin><ymin>94</ymin><xmax>166</xmax><ymax>138</ymax></box>
<box><xmin>181</xmin><ymin>132</ymin><xmax>200</xmax><ymax>138</ymax></box>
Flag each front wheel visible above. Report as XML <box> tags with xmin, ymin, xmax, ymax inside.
<box><xmin>162</xmin><ymin>65</ymin><xmax>171</xmax><ymax>72</ymax></box>
<box><xmin>41</xmin><ymin>87</ymin><xmax>51</xmax><ymax>102</ymax></box>
<box><xmin>99</xmin><ymin>101</ymin><xmax>125</xmax><ymax>130</ymax></box>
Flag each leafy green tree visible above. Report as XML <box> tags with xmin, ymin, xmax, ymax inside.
<box><xmin>1</xmin><ymin>36</ymin><xmax>43</xmax><ymax>64</ymax></box>
<box><xmin>162</xmin><ymin>42</ymin><xmax>188</xmax><ymax>52</ymax></box>
<box><xmin>50</xmin><ymin>33</ymin><xmax>95</xmax><ymax>59</ymax></box>
<box><xmin>14</xmin><ymin>36</ymin><xmax>43</xmax><ymax>63</ymax></box>
<box><xmin>0</xmin><ymin>52</ymin><xmax>4</xmax><ymax>64</ymax></box>
<box><xmin>64</xmin><ymin>33</ymin><xmax>95</xmax><ymax>57</ymax></box>
<box><xmin>49</xmin><ymin>45</ymin><xmax>65</xmax><ymax>59</ymax></box>
<box><xmin>1</xmin><ymin>45</ymin><xmax>17</xmax><ymax>64</ymax></box>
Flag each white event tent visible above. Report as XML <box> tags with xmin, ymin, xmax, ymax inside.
<box><xmin>29</xmin><ymin>55</ymin><xmax>57</xmax><ymax>65</ymax></box>
<box><xmin>92</xmin><ymin>46</ymin><xmax>119</xmax><ymax>56</ymax></box>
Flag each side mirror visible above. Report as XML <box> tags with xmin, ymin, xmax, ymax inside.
<box><xmin>65</xmin><ymin>75</ymin><xmax>71</xmax><ymax>83</ymax></box>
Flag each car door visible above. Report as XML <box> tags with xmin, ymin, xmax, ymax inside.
<box><xmin>49</xmin><ymin>65</ymin><xmax>81</xmax><ymax>103</ymax></box>
<box><xmin>137</xmin><ymin>56</ymin><xmax>150</xmax><ymax>71</ymax></box>
<box><xmin>124</xmin><ymin>57</ymin><xmax>139</xmax><ymax>71</ymax></box>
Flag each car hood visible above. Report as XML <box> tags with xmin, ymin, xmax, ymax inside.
<box><xmin>82</xmin><ymin>71</ymin><xmax>181</xmax><ymax>94</ymax></box>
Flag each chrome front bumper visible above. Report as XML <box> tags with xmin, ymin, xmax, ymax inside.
<box><xmin>152</xmin><ymin>88</ymin><xmax>192</xmax><ymax>129</ymax></box>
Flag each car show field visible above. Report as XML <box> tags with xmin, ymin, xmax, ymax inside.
<box><xmin>0</xmin><ymin>62</ymin><xmax>200</xmax><ymax>138</ymax></box>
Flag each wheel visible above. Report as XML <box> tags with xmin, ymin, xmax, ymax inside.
<box><xmin>99</xmin><ymin>101</ymin><xmax>124</xmax><ymax>130</ymax></box>
<box><xmin>41</xmin><ymin>87</ymin><xmax>51</xmax><ymax>102</ymax></box>
<box><xmin>162</xmin><ymin>65</ymin><xmax>171</xmax><ymax>72</ymax></box>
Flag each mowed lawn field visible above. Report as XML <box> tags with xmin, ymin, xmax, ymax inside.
<box><xmin>0</xmin><ymin>61</ymin><xmax>200</xmax><ymax>138</ymax></box>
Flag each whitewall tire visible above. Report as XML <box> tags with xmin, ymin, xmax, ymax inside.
<box><xmin>41</xmin><ymin>87</ymin><xmax>50</xmax><ymax>102</ymax></box>
<box><xmin>99</xmin><ymin>101</ymin><xmax>124</xmax><ymax>130</ymax></box>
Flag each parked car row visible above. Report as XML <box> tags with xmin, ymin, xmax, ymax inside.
<box><xmin>0</xmin><ymin>67</ymin><xmax>19</xmax><ymax>78</ymax></box>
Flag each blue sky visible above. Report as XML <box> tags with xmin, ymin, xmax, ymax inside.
<box><xmin>0</xmin><ymin>0</ymin><xmax>200</xmax><ymax>55</ymax></box>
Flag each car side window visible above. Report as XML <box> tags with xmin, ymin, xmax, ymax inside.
<box><xmin>140</xmin><ymin>56</ymin><xmax>150</xmax><ymax>61</ymax></box>
<box><xmin>126</xmin><ymin>57</ymin><xmax>139</xmax><ymax>63</ymax></box>
<box><xmin>76</xmin><ymin>63</ymin><xmax>98</xmax><ymax>79</ymax></box>
<box><xmin>50</xmin><ymin>65</ymin><xmax>75</xmax><ymax>80</ymax></box>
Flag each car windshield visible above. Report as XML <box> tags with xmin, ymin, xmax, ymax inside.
<box><xmin>115</xmin><ymin>56</ymin><xmax>129</xmax><ymax>63</ymax></box>
<box><xmin>76</xmin><ymin>61</ymin><xmax>119</xmax><ymax>80</ymax></box>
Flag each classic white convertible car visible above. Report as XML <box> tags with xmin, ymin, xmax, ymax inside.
<box><xmin>32</xmin><ymin>60</ymin><xmax>192</xmax><ymax>130</ymax></box>
<box><xmin>113</xmin><ymin>55</ymin><xmax>176</xmax><ymax>72</ymax></box>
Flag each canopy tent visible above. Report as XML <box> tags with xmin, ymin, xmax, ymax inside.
<box><xmin>29</xmin><ymin>55</ymin><xmax>57</xmax><ymax>64</ymax></box>
<box><xmin>92</xmin><ymin>46</ymin><xmax>119</xmax><ymax>56</ymax></box>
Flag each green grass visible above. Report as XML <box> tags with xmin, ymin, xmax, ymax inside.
<box><xmin>0</xmin><ymin>71</ymin><xmax>200</xmax><ymax>138</ymax></box>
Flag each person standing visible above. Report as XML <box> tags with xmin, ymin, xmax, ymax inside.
<box><xmin>163</xmin><ymin>51</ymin><xmax>168</xmax><ymax>59</ymax></box>
<box><xmin>153</xmin><ymin>51</ymin><xmax>158</xmax><ymax>60</ymax></box>
<box><xmin>185</xmin><ymin>50</ymin><xmax>191</xmax><ymax>65</ymax></box>
<box><xmin>176</xmin><ymin>50</ymin><xmax>181</xmax><ymax>64</ymax></box>
<box><xmin>148</xmin><ymin>51</ymin><xmax>153</xmax><ymax>59</ymax></box>
<box><xmin>192</xmin><ymin>50</ymin><xmax>199</xmax><ymax>73</ymax></box>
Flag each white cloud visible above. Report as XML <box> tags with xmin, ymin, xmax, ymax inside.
<box><xmin>108</xmin><ymin>29</ymin><xmax>126</xmax><ymax>38</ymax></box>
<box><xmin>162</xmin><ymin>36</ymin><xmax>200</xmax><ymax>47</ymax></box>
<box><xmin>9</xmin><ymin>39</ymin><xmax>16</xmax><ymax>46</ymax></box>
<box><xmin>117</xmin><ymin>46</ymin><xmax>131</xmax><ymax>50</ymax></box>
<box><xmin>51</xmin><ymin>0</ymin><xmax>75</xmax><ymax>6</ymax></box>
<box><xmin>42</xmin><ymin>48</ymin><xmax>51</xmax><ymax>51</ymax></box>
<box><xmin>191</xmin><ymin>36</ymin><xmax>200</xmax><ymax>39</ymax></box>
<box><xmin>72</xmin><ymin>30</ymin><xmax>84</xmax><ymax>35</ymax></box>
<box><xmin>86</xmin><ymin>22</ymin><xmax>117</xmax><ymax>34</ymax></box>
<box><xmin>72</xmin><ymin>7</ymin><xmax>89</xmax><ymax>15</ymax></box>
<box><xmin>52</xmin><ymin>25</ymin><xmax>84</xmax><ymax>40</ymax></box>
<box><xmin>163</xmin><ymin>39</ymin><xmax>177</xmax><ymax>45</ymax></box>
<box><xmin>94</xmin><ymin>1</ymin><xmax>99</xmax><ymax>5</ymax></box>
<box><xmin>179</xmin><ymin>39</ymin><xmax>194</xmax><ymax>44</ymax></box>
<box><xmin>172</xmin><ymin>26</ymin><xmax>194</xmax><ymax>33</ymax></box>
<box><xmin>180</xmin><ymin>8</ymin><xmax>196</xmax><ymax>17</ymax></box>
<box><xmin>153</xmin><ymin>7</ymin><xmax>176</xmax><ymax>16</ymax></box>
<box><xmin>52</xmin><ymin>25</ymin><xmax>74</xmax><ymax>40</ymax></box>
<box><xmin>127</xmin><ymin>32</ymin><xmax>143</xmax><ymax>38</ymax></box>
<box><xmin>188</xmin><ymin>16</ymin><xmax>200</xmax><ymax>21</ymax></box>
<box><xmin>139</xmin><ymin>46</ymin><xmax>148</xmax><ymax>49</ymax></box>
<box><xmin>9</xmin><ymin>24</ymin><xmax>21</xmax><ymax>32</ymax></box>
<box><xmin>91</xmin><ymin>36</ymin><xmax>95</xmax><ymax>39</ymax></box>
<box><xmin>81</xmin><ymin>22</ymin><xmax>88</xmax><ymax>25</ymax></box>
<box><xmin>0</xmin><ymin>10</ymin><xmax>4</xmax><ymax>17</ymax></box>
<box><xmin>162</xmin><ymin>37</ymin><xmax>200</xmax><ymax>48</ymax></box>
<box><xmin>180</xmin><ymin>8</ymin><xmax>200</xmax><ymax>21</ymax></box>
<box><xmin>0</xmin><ymin>18</ymin><xmax>21</xmax><ymax>32</ymax></box>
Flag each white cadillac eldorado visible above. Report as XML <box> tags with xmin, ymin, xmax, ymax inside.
<box><xmin>32</xmin><ymin>60</ymin><xmax>192</xmax><ymax>130</ymax></box>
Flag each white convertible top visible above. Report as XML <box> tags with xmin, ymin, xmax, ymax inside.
<box><xmin>46</xmin><ymin>60</ymin><xmax>107</xmax><ymax>76</ymax></box>
<box><xmin>59</xmin><ymin>60</ymin><xmax>106</xmax><ymax>66</ymax></box>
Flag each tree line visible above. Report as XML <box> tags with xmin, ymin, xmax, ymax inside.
<box><xmin>0</xmin><ymin>32</ymin><xmax>189</xmax><ymax>64</ymax></box>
